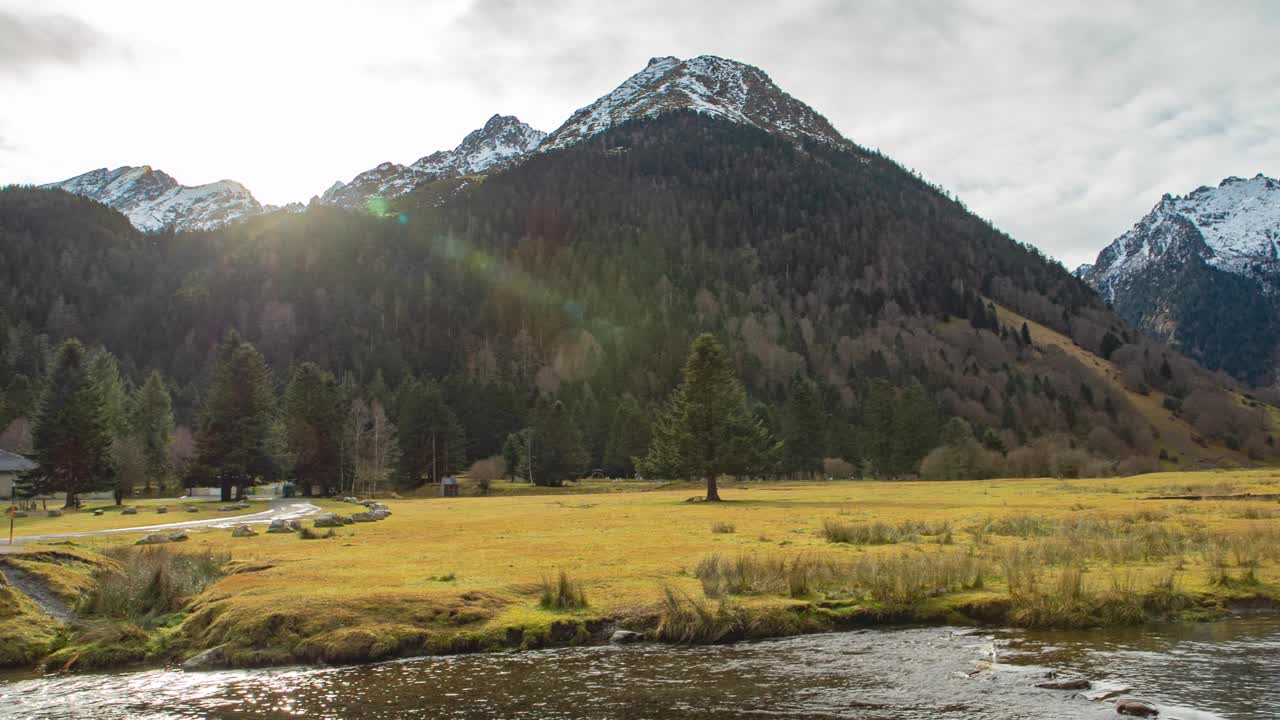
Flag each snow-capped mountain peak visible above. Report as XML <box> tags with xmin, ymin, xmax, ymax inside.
<box><xmin>1082</xmin><ymin>173</ymin><xmax>1280</xmax><ymax>302</ymax></box>
<box><xmin>41</xmin><ymin>166</ymin><xmax>263</xmax><ymax>233</ymax></box>
<box><xmin>539</xmin><ymin>54</ymin><xmax>848</xmax><ymax>151</ymax></box>
<box><xmin>320</xmin><ymin>115</ymin><xmax>546</xmax><ymax>210</ymax></box>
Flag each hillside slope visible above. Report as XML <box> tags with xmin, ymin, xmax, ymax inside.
<box><xmin>3</xmin><ymin>111</ymin><xmax>1271</xmax><ymax>475</ymax></box>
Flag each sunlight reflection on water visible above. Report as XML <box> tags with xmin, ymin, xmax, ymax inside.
<box><xmin>2</xmin><ymin>618</ymin><xmax>1277</xmax><ymax>719</ymax></box>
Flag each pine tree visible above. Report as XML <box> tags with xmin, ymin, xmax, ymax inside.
<box><xmin>781</xmin><ymin>374</ymin><xmax>825</xmax><ymax>478</ymax></box>
<box><xmin>603</xmin><ymin>393</ymin><xmax>649</xmax><ymax>478</ymax></box>
<box><xmin>1020</xmin><ymin>322</ymin><xmax>1032</xmax><ymax>347</ymax></box>
<box><xmin>861</xmin><ymin>379</ymin><xmax>896</xmax><ymax>477</ymax></box>
<box><xmin>395</xmin><ymin>379</ymin><xmax>465</xmax><ymax>488</ymax></box>
<box><xmin>640</xmin><ymin>334</ymin><xmax>777</xmax><ymax>501</ymax></box>
<box><xmin>89</xmin><ymin>351</ymin><xmax>131</xmax><ymax>440</ymax></box>
<box><xmin>502</xmin><ymin>431</ymin><xmax>525</xmax><ymax>482</ymax></box>
<box><xmin>28</xmin><ymin>339</ymin><xmax>114</xmax><ymax>508</ymax></box>
<box><xmin>891</xmin><ymin>383</ymin><xmax>938</xmax><ymax>476</ymax></box>
<box><xmin>192</xmin><ymin>332</ymin><xmax>278</xmax><ymax>501</ymax></box>
<box><xmin>284</xmin><ymin>362</ymin><xmax>343</xmax><ymax>496</ymax></box>
<box><xmin>528</xmin><ymin>400</ymin><xmax>589</xmax><ymax>486</ymax></box>
<box><xmin>131</xmin><ymin>370</ymin><xmax>174</xmax><ymax>495</ymax></box>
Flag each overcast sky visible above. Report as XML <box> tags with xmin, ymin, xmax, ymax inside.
<box><xmin>2</xmin><ymin>1</ymin><xmax>1276</xmax><ymax>268</ymax></box>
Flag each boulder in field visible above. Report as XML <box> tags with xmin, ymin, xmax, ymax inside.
<box><xmin>136</xmin><ymin>533</ymin><xmax>171</xmax><ymax>545</ymax></box>
<box><xmin>187</xmin><ymin>506</ymin><xmax>200</xmax><ymax>513</ymax></box>
<box><xmin>168</xmin><ymin>531</ymin><xmax>189</xmax><ymax>542</ymax></box>
<box><xmin>351</xmin><ymin>512</ymin><xmax>377</xmax><ymax>523</ymax></box>
<box><xmin>231</xmin><ymin>524</ymin><xmax>258</xmax><ymax>538</ymax></box>
<box><xmin>313</xmin><ymin>513</ymin><xmax>343</xmax><ymax>528</ymax></box>
<box><xmin>218</xmin><ymin>505</ymin><xmax>238</xmax><ymax>511</ymax></box>
<box><xmin>266</xmin><ymin>519</ymin><xmax>292</xmax><ymax>533</ymax></box>
<box><xmin>156</xmin><ymin>506</ymin><xmax>168</xmax><ymax>514</ymax></box>
<box><xmin>122</xmin><ymin>506</ymin><xmax>138</xmax><ymax>515</ymax></box>
<box><xmin>93</xmin><ymin>509</ymin><xmax>104</xmax><ymax>516</ymax></box>
<box><xmin>13</xmin><ymin>510</ymin><xmax>27</xmax><ymax>518</ymax></box>
<box><xmin>288</xmin><ymin>520</ymin><xmax>303</xmax><ymax>532</ymax></box>
<box><xmin>339</xmin><ymin>515</ymin><xmax>355</xmax><ymax>525</ymax></box>
<box><xmin>46</xmin><ymin>509</ymin><xmax>63</xmax><ymax>517</ymax></box>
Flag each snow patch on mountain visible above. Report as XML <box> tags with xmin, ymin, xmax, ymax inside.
<box><xmin>539</xmin><ymin>55</ymin><xmax>848</xmax><ymax>151</ymax></box>
<box><xmin>41</xmin><ymin>166</ymin><xmax>263</xmax><ymax>233</ymax></box>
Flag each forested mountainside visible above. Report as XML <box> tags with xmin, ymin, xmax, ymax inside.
<box><xmin>2</xmin><ymin>112</ymin><xmax>1274</xmax><ymax>478</ymax></box>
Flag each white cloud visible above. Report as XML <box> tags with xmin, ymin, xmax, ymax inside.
<box><xmin>1</xmin><ymin>0</ymin><xmax>1276</xmax><ymax>268</ymax></box>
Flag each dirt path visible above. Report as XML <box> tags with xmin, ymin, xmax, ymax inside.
<box><xmin>10</xmin><ymin>500</ymin><xmax>322</xmax><ymax>546</ymax></box>
<box><xmin>0</xmin><ymin>562</ymin><xmax>75</xmax><ymax>623</ymax></box>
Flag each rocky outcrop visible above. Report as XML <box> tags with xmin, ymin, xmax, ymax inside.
<box><xmin>181</xmin><ymin>644</ymin><xmax>230</xmax><ymax>672</ymax></box>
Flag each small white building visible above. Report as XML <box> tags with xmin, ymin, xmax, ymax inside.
<box><xmin>0</xmin><ymin>449</ymin><xmax>37</xmax><ymax>501</ymax></box>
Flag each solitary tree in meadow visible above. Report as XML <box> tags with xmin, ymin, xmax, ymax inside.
<box><xmin>641</xmin><ymin>334</ymin><xmax>776</xmax><ymax>501</ymax></box>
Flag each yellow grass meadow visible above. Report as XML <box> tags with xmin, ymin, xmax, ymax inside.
<box><xmin>5</xmin><ymin>470</ymin><xmax>1280</xmax><ymax>670</ymax></box>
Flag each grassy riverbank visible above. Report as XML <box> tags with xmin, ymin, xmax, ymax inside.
<box><xmin>4</xmin><ymin>470</ymin><xmax>1279</xmax><ymax>672</ymax></box>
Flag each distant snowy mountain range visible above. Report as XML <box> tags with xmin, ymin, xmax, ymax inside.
<box><xmin>40</xmin><ymin>166</ymin><xmax>265</xmax><ymax>233</ymax></box>
<box><xmin>39</xmin><ymin>55</ymin><xmax>847</xmax><ymax>232</ymax></box>
<box><xmin>1077</xmin><ymin>174</ymin><xmax>1280</xmax><ymax>385</ymax></box>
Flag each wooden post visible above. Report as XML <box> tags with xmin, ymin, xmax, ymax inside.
<box><xmin>7</xmin><ymin>505</ymin><xmax>14</xmax><ymax>546</ymax></box>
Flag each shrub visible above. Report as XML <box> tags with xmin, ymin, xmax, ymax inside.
<box><xmin>822</xmin><ymin>457</ymin><xmax>857</xmax><ymax>479</ymax></box>
<box><xmin>82</xmin><ymin>547</ymin><xmax>229</xmax><ymax>627</ymax></box>
<box><xmin>1116</xmin><ymin>456</ymin><xmax>1160</xmax><ymax>476</ymax></box>
<box><xmin>466</xmin><ymin>456</ymin><xmax>505</xmax><ymax>496</ymax></box>
<box><xmin>299</xmin><ymin>527</ymin><xmax>336</xmax><ymax>540</ymax></box>
<box><xmin>655</xmin><ymin>586</ymin><xmax>744</xmax><ymax>644</ymax></box>
<box><xmin>539</xmin><ymin>570</ymin><xmax>587</xmax><ymax>610</ymax></box>
<box><xmin>821</xmin><ymin>519</ymin><xmax>909</xmax><ymax>545</ymax></box>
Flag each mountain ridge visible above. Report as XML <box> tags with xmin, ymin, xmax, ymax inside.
<box><xmin>319</xmin><ymin>114</ymin><xmax>547</xmax><ymax>211</ymax></box>
<box><xmin>40</xmin><ymin>166</ymin><xmax>264</xmax><ymax>233</ymax></box>
<box><xmin>1079</xmin><ymin>173</ymin><xmax>1280</xmax><ymax>384</ymax></box>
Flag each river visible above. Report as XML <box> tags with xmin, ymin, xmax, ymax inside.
<box><xmin>2</xmin><ymin>618</ymin><xmax>1276</xmax><ymax>719</ymax></box>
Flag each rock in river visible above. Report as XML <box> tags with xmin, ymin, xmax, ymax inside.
<box><xmin>1037</xmin><ymin>679</ymin><xmax>1091</xmax><ymax>690</ymax></box>
<box><xmin>182</xmin><ymin>644</ymin><xmax>230</xmax><ymax>672</ymax></box>
<box><xmin>1116</xmin><ymin>698</ymin><xmax>1159</xmax><ymax>717</ymax></box>
<box><xmin>610</xmin><ymin>630</ymin><xmax>644</xmax><ymax>645</ymax></box>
